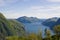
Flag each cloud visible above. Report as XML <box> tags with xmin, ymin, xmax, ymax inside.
<box><xmin>29</xmin><ymin>6</ymin><xmax>60</xmax><ymax>12</ymax></box>
<box><xmin>0</xmin><ymin>0</ymin><xmax>60</xmax><ymax>19</ymax></box>
<box><xmin>3</xmin><ymin>5</ymin><xmax>60</xmax><ymax>19</ymax></box>
<box><xmin>0</xmin><ymin>0</ymin><xmax>19</xmax><ymax>7</ymax></box>
<box><xmin>23</xmin><ymin>6</ymin><xmax>60</xmax><ymax>18</ymax></box>
<box><xmin>46</xmin><ymin>0</ymin><xmax>60</xmax><ymax>2</ymax></box>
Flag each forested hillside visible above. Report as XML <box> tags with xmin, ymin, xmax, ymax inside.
<box><xmin>0</xmin><ymin>13</ymin><xmax>25</xmax><ymax>40</ymax></box>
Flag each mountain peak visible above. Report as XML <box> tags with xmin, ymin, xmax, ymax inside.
<box><xmin>19</xmin><ymin>16</ymin><xmax>28</xmax><ymax>18</ymax></box>
<box><xmin>17</xmin><ymin>16</ymin><xmax>45</xmax><ymax>23</ymax></box>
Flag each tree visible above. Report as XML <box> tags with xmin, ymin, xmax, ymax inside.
<box><xmin>28</xmin><ymin>33</ymin><xmax>38</xmax><ymax>40</ymax></box>
<box><xmin>54</xmin><ymin>25</ymin><xmax>60</xmax><ymax>40</ymax></box>
<box><xmin>38</xmin><ymin>28</ymin><xmax>43</xmax><ymax>40</ymax></box>
<box><xmin>54</xmin><ymin>25</ymin><xmax>60</xmax><ymax>35</ymax></box>
<box><xmin>37</xmin><ymin>29</ymin><xmax>42</xmax><ymax>40</ymax></box>
<box><xmin>45</xmin><ymin>28</ymin><xmax>52</xmax><ymax>40</ymax></box>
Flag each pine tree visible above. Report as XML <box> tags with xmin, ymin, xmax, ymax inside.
<box><xmin>54</xmin><ymin>25</ymin><xmax>60</xmax><ymax>40</ymax></box>
<box><xmin>45</xmin><ymin>28</ymin><xmax>52</xmax><ymax>40</ymax></box>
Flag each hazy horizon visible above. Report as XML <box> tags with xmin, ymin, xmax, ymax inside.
<box><xmin>0</xmin><ymin>0</ymin><xmax>60</xmax><ymax>19</ymax></box>
<box><xmin>2</xmin><ymin>14</ymin><xmax>60</xmax><ymax>19</ymax></box>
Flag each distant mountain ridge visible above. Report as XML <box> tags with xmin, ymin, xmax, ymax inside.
<box><xmin>16</xmin><ymin>16</ymin><xmax>49</xmax><ymax>34</ymax></box>
<box><xmin>42</xmin><ymin>17</ymin><xmax>60</xmax><ymax>30</ymax></box>
<box><xmin>17</xmin><ymin>16</ymin><xmax>46</xmax><ymax>23</ymax></box>
<box><xmin>16</xmin><ymin>16</ymin><xmax>60</xmax><ymax>34</ymax></box>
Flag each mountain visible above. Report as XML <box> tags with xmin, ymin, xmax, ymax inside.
<box><xmin>0</xmin><ymin>13</ymin><xmax>25</xmax><ymax>37</ymax></box>
<box><xmin>8</xmin><ymin>19</ymin><xmax>25</xmax><ymax>36</ymax></box>
<box><xmin>16</xmin><ymin>16</ymin><xmax>50</xmax><ymax>35</ymax></box>
<box><xmin>17</xmin><ymin>16</ymin><xmax>45</xmax><ymax>23</ymax></box>
<box><xmin>42</xmin><ymin>17</ymin><xmax>60</xmax><ymax>30</ymax></box>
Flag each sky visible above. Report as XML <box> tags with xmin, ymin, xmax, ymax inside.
<box><xmin>0</xmin><ymin>0</ymin><xmax>60</xmax><ymax>19</ymax></box>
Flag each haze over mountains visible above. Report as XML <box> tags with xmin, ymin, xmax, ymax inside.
<box><xmin>0</xmin><ymin>13</ymin><xmax>60</xmax><ymax>38</ymax></box>
<box><xmin>16</xmin><ymin>16</ymin><xmax>60</xmax><ymax>34</ymax></box>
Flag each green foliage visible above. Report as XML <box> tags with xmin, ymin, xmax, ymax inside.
<box><xmin>54</xmin><ymin>25</ymin><xmax>60</xmax><ymax>35</ymax></box>
<box><xmin>0</xmin><ymin>13</ymin><xmax>25</xmax><ymax>36</ymax></box>
<box><xmin>8</xmin><ymin>19</ymin><xmax>25</xmax><ymax>36</ymax></box>
<box><xmin>53</xmin><ymin>25</ymin><xmax>60</xmax><ymax>40</ymax></box>
<box><xmin>38</xmin><ymin>30</ymin><xmax>42</xmax><ymax>40</ymax></box>
<box><xmin>28</xmin><ymin>33</ymin><xmax>38</xmax><ymax>40</ymax></box>
<box><xmin>44</xmin><ymin>29</ymin><xmax>52</xmax><ymax>40</ymax></box>
<box><xmin>6</xmin><ymin>36</ymin><xmax>18</xmax><ymax>40</ymax></box>
<box><xmin>0</xmin><ymin>13</ymin><xmax>25</xmax><ymax>40</ymax></box>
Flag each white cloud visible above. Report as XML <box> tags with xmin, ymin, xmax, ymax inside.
<box><xmin>0</xmin><ymin>0</ymin><xmax>19</xmax><ymax>7</ymax></box>
<box><xmin>29</xmin><ymin>6</ymin><xmax>60</xmax><ymax>12</ymax></box>
<box><xmin>3</xmin><ymin>11</ymin><xmax>60</xmax><ymax>19</ymax></box>
<box><xmin>2</xmin><ymin>5</ymin><xmax>60</xmax><ymax>19</ymax></box>
<box><xmin>24</xmin><ymin>6</ymin><xmax>60</xmax><ymax>18</ymax></box>
<box><xmin>46</xmin><ymin>0</ymin><xmax>60</xmax><ymax>2</ymax></box>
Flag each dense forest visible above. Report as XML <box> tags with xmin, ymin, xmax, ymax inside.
<box><xmin>0</xmin><ymin>13</ymin><xmax>60</xmax><ymax>40</ymax></box>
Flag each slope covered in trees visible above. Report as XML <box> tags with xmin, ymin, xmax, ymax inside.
<box><xmin>0</xmin><ymin>13</ymin><xmax>25</xmax><ymax>40</ymax></box>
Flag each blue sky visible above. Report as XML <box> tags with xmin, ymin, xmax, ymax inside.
<box><xmin>0</xmin><ymin>0</ymin><xmax>60</xmax><ymax>19</ymax></box>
